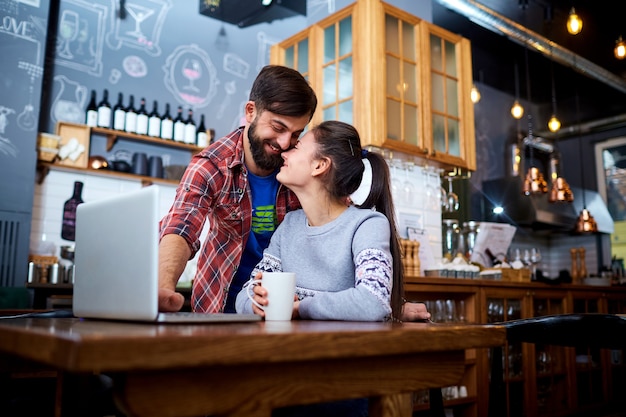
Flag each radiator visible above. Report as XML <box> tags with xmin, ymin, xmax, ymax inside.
<box><xmin>0</xmin><ymin>211</ymin><xmax>31</xmax><ymax>287</ymax></box>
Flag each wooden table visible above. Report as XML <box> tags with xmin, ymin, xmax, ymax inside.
<box><xmin>0</xmin><ymin>318</ymin><xmax>505</xmax><ymax>417</ymax></box>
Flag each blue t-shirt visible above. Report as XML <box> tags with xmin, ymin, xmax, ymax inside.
<box><xmin>223</xmin><ymin>170</ymin><xmax>279</xmax><ymax>313</ymax></box>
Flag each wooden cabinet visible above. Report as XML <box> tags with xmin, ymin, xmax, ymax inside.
<box><xmin>270</xmin><ymin>0</ymin><xmax>476</xmax><ymax>171</ymax></box>
<box><xmin>37</xmin><ymin>122</ymin><xmax>202</xmax><ymax>186</ymax></box>
<box><xmin>404</xmin><ymin>277</ymin><xmax>626</xmax><ymax>417</ymax></box>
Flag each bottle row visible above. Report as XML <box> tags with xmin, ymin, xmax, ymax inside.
<box><xmin>85</xmin><ymin>89</ymin><xmax>210</xmax><ymax>147</ymax></box>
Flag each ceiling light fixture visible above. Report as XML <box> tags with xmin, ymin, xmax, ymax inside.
<box><xmin>548</xmin><ymin>150</ymin><xmax>573</xmax><ymax>203</ymax></box>
<box><xmin>573</xmin><ymin>92</ymin><xmax>597</xmax><ymax>233</ymax></box>
<box><xmin>548</xmin><ymin>55</ymin><xmax>561</xmax><ymax>132</ymax></box>
<box><xmin>470</xmin><ymin>84</ymin><xmax>481</xmax><ymax>103</ymax></box>
<box><xmin>470</xmin><ymin>69</ymin><xmax>483</xmax><ymax>103</ymax></box>
<box><xmin>521</xmin><ymin>47</ymin><xmax>547</xmax><ymax>196</ymax></box>
<box><xmin>261</xmin><ymin>0</ymin><xmax>273</xmax><ymax>6</ymax></box>
<box><xmin>566</xmin><ymin>7</ymin><xmax>583</xmax><ymax>35</ymax></box>
<box><xmin>615</xmin><ymin>36</ymin><xmax>626</xmax><ymax>60</ymax></box>
<box><xmin>511</xmin><ymin>63</ymin><xmax>524</xmax><ymax>119</ymax></box>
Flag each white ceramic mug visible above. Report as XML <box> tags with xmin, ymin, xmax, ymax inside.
<box><xmin>246</xmin><ymin>272</ymin><xmax>296</xmax><ymax>321</ymax></box>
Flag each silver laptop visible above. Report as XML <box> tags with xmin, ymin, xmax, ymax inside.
<box><xmin>72</xmin><ymin>185</ymin><xmax>260</xmax><ymax>324</ymax></box>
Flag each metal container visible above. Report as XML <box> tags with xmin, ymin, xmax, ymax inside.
<box><xmin>442</xmin><ymin>219</ymin><xmax>459</xmax><ymax>261</ymax></box>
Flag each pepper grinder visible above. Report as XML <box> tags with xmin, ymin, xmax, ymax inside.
<box><xmin>570</xmin><ymin>248</ymin><xmax>580</xmax><ymax>283</ymax></box>
<box><xmin>578</xmin><ymin>247</ymin><xmax>587</xmax><ymax>279</ymax></box>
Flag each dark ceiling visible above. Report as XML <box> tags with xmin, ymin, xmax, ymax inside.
<box><xmin>431</xmin><ymin>0</ymin><xmax>626</xmax><ymax>130</ymax></box>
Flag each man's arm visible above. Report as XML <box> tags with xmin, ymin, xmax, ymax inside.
<box><xmin>158</xmin><ymin>234</ymin><xmax>192</xmax><ymax>312</ymax></box>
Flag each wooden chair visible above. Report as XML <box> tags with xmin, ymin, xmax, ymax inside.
<box><xmin>488</xmin><ymin>313</ymin><xmax>626</xmax><ymax>417</ymax></box>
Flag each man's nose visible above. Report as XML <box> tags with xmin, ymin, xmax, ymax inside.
<box><xmin>276</xmin><ymin>132</ymin><xmax>295</xmax><ymax>151</ymax></box>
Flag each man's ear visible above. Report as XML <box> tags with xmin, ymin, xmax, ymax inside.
<box><xmin>312</xmin><ymin>157</ymin><xmax>331</xmax><ymax>177</ymax></box>
<box><xmin>244</xmin><ymin>101</ymin><xmax>256</xmax><ymax>123</ymax></box>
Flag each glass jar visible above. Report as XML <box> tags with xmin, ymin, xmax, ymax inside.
<box><xmin>442</xmin><ymin>219</ymin><xmax>459</xmax><ymax>261</ymax></box>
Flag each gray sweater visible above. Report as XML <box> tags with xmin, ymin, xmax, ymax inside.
<box><xmin>235</xmin><ymin>205</ymin><xmax>393</xmax><ymax>321</ymax></box>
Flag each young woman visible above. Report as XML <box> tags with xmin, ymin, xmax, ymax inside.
<box><xmin>236</xmin><ymin>120</ymin><xmax>403</xmax><ymax>322</ymax></box>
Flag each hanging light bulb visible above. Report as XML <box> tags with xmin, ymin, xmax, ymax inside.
<box><xmin>548</xmin><ymin>115</ymin><xmax>561</xmax><ymax>132</ymax></box>
<box><xmin>511</xmin><ymin>63</ymin><xmax>524</xmax><ymax>119</ymax></box>
<box><xmin>615</xmin><ymin>36</ymin><xmax>626</xmax><ymax>60</ymax></box>
<box><xmin>547</xmin><ymin>55</ymin><xmax>561</xmax><ymax>132</ymax></box>
<box><xmin>567</xmin><ymin>7</ymin><xmax>583</xmax><ymax>35</ymax></box>
<box><xmin>470</xmin><ymin>84</ymin><xmax>481</xmax><ymax>103</ymax></box>
<box><xmin>511</xmin><ymin>100</ymin><xmax>524</xmax><ymax>119</ymax></box>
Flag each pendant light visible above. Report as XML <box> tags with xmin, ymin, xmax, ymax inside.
<box><xmin>615</xmin><ymin>36</ymin><xmax>626</xmax><ymax>60</ymax></box>
<box><xmin>573</xmin><ymin>92</ymin><xmax>597</xmax><ymax>233</ymax></box>
<box><xmin>547</xmin><ymin>55</ymin><xmax>561</xmax><ymax>132</ymax></box>
<box><xmin>511</xmin><ymin>63</ymin><xmax>524</xmax><ymax>119</ymax></box>
<box><xmin>521</xmin><ymin>47</ymin><xmax>547</xmax><ymax>196</ymax></box>
<box><xmin>548</xmin><ymin>148</ymin><xmax>573</xmax><ymax>203</ymax></box>
<box><xmin>566</xmin><ymin>7</ymin><xmax>583</xmax><ymax>35</ymax></box>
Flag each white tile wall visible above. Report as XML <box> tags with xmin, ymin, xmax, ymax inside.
<box><xmin>29</xmin><ymin>171</ymin><xmax>200</xmax><ymax>282</ymax></box>
<box><xmin>391</xmin><ymin>163</ymin><xmax>444</xmax><ymax>269</ymax></box>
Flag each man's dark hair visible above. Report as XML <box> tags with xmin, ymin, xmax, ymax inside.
<box><xmin>249</xmin><ymin>65</ymin><xmax>317</xmax><ymax>120</ymax></box>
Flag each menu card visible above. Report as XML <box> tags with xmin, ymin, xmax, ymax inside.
<box><xmin>469</xmin><ymin>222</ymin><xmax>517</xmax><ymax>267</ymax></box>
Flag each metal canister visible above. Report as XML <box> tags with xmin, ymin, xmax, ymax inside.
<box><xmin>48</xmin><ymin>263</ymin><xmax>59</xmax><ymax>284</ymax></box>
<box><xmin>27</xmin><ymin>262</ymin><xmax>36</xmax><ymax>283</ymax></box>
<box><xmin>462</xmin><ymin>221</ymin><xmax>480</xmax><ymax>258</ymax></box>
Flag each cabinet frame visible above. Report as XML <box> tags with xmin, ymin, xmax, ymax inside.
<box><xmin>270</xmin><ymin>0</ymin><xmax>476</xmax><ymax>171</ymax></box>
<box><xmin>404</xmin><ymin>276</ymin><xmax>626</xmax><ymax>417</ymax></box>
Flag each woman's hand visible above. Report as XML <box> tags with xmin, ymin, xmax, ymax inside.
<box><xmin>400</xmin><ymin>301</ymin><xmax>431</xmax><ymax>322</ymax></box>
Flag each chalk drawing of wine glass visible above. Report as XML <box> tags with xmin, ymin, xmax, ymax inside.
<box><xmin>76</xmin><ymin>19</ymin><xmax>88</xmax><ymax>55</ymax></box>
<box><xmin>58</xmin><ymin>10</ymin><xmax>79</xmax><ymax>59</ymax></box>
<box><xmin>125</xmin><ymin>3</ymin><xmax>155</xmax><ymax>39</ymax></box>
<box><xmin>182</xmin><ymin>58</ymin><xmax>202</xmax><ymax>92</ymax></box>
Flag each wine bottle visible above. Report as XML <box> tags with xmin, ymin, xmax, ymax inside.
<box><xmin>85</xmin><ymin>90</ymin><xmax>98</xmax><ymax>127</ymax></box>
<box><xmin>160</xmin><ymin>103</ymin><xmax>174</xmax><ymax>140</ymax></box>
<box><xmin>173</xmin><ymin>106</ymin><xmax>185</xmax><ymax>142</ymax></box>
<box><xmin>148</xmin><ymin>100</ymin><xmax>161</xmax><ymax>137</ymax></box>
<box><xmin>184</xmin><ymin>108</ymin><xmax>196</xmax><ymax>145</ymax></box>
<box><xmin>112</xmin><ymin>92</ymin><xmax>126</xmax><ymax>131</ymax></box>
<box><xmin>61</xmin><ymin>181</ymin><xmax>85</xmax><ymax>241</ymax></box>
<box><xmin>124</xmin><ymin>95</ymin><xmax>137</xmax><ymax>134</ymax></box>
<box><xmin>196</xmin><ymin>114</ymin><xmax>208</xmax><ymax>147</ymax></box>
<box><xmin>135</xmin><ymin>97</ymin><xmax>149</xmax><ymax>135</ymax></box>
<box><xmin>97</xmin><ymin>88</ymin><xmax>111</xmax><ymax>128</ymax></box>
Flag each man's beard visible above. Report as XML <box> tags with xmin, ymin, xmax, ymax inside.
<box><xmin>248</xmin><ymin>118</ymin><xmax>285</xmax><ymax>171</ymax></box>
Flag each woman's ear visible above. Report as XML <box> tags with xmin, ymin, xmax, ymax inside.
<box><xmin>311</xmin><ymin>157</ymin><xmax>331</xmax><ymax>177</ymax></box>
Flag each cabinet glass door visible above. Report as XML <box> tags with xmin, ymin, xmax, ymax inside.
<box><xmin>385</xmin><ymin>13</ymin><xmax>420</xmax><ymax>148</ymax></box>
<box><xmin>321</xmin><ymin>16</ymin><xmax>353</xmax><ymax>124</ymax></box>
<box><xmin>429</xmin><ymin>33</ymin><xmax>460</xmax><ymax>157</ymax></box>
<box><xmin>573</xmin><ymin>297</ymin><xmax>604</xmax><ymax>407</ymax></box>
<box><xmin>486</xmin><ymin>297</ymin><xmax>524</xmax><ymax>417</ymax></box>
<box><xmin>532</xmin><ymin>295</ymin><xmax>568</xmax><ymax>416</ymax></box>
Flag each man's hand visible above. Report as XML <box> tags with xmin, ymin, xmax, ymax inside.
<box><xmin>400</xmin><ymin>301</ymin><xmax>431</xmax><ymax>322</ymax></box>
<box><xmin>158</xmin><ymin>287</ymin><xmax>185</xmax><ymax>312</ymax></box>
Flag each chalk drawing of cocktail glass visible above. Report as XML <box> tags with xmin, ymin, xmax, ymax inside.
<box><xmin>58</xmin><ymin>10</ymin><xmax>79</xmax><ymax>59</ymax></box>
<box><xmin>125</xmin><ymin>3</ymin><xmax>155</xmax><ymax>39</ymax></box>
<box><xmin>182</xmin><ymin>58</ymin><xmax>202</xmax><ymax>92</ymax></box>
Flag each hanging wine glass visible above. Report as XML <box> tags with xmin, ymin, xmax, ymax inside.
<box><xmin>445</xmin><ymin>176</ymin><xmax>459</xmax><ymax>212</ymax></box>
<box><xmin>402</xmin><ymin>160</ymin><xmax>416</xmax><ymax>207</ymax></box>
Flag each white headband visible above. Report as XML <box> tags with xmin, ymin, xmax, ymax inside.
<box><xmin>350</xmin><ymin>159</ymin><xmax>373</xmax><ymax>206</ymax></box>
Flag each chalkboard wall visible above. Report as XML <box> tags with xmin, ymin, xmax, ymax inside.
<box><xmin>0</xmin><ymin>0</ymin><xmax>51</xmax><ymax>286</ymax></box>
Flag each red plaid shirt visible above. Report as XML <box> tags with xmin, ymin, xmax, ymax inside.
<box><xmin>159</xmin><ymin>127</ymin><xmax>300</xmax><ymax>313</ymax></box>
